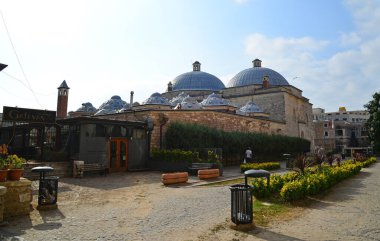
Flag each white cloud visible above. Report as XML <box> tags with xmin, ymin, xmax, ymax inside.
<box><xmin>233</xmin><ymin>0</ymin><xmax>248</xmax><ymax>4</ymax></box>
<box><xmin>245</xmin><ymin>33</ymin><xmax>329</xmax><ymax>60</ymax></box>
<box><xmin>344</xmin><ymin>0</ymin><xmax>380</xmax><ymax>36</ymax></box>
<box><xmin>244</xmin><ymin>30</ymin><xmax>379</xmax><ymax>111</ymax></box>
<box><xmin>340</xmin><ymin>32</ymin><xmax>361</xmax><ymax>46</ymax></box>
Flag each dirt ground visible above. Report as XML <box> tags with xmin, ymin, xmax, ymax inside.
<box><xmin>1</xmin><ymin>162</ymin><xmax>379</xmax><ymax>241</ymax></box>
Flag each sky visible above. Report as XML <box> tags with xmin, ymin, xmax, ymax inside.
<box><xmin>0</xmin><ymin>0</ymin><xmax>379</xmax><ymax>113</ymax></box>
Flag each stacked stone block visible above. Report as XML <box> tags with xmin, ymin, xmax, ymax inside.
<box><xmin>1</xmin><ymin>178</ymin><xmax>32</xmax><ymax>218</ymax></box>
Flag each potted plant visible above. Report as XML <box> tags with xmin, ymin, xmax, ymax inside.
<box><xmin>0</xmin><ymin>156</ymin><xmax>9</xmax><ymax>182</ymax></box>
<box><xmin>7</xmin><ymin>155</ymin><xmax>26</xmax><ymax>181</ymax></box>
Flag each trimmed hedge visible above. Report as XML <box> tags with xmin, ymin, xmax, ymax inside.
<box><xmin>248</xmin><ymin>158</ymin><xmax>374</xmax><ymax>201</ymax></box>
<box><xmin>360</xmin><ymin>157</ymin><xmax>377</xmax><ymax>167</ymax></box>
<box><xmin>165</xmin><ymin>122</ymin><xmax>310</xmax><ymax>163</ymax></box>
<box><xmin>151</xmin><ymin>148</ymin><xmax>198</xmax><ymax>163</ymax></box>
<box><xmin>250</xmin><ymin>172</ymin><xmax>300</xmax><ymax>198</ymax></box>
<box><xmin>240</xmin><ymin>162</ymin><xmax>281</xmax><ymax>172</ymax></box>
<box><xmin>280</xmin><ymin>162</ymin><xmax>362</xmax><ymax>201</ymax></box>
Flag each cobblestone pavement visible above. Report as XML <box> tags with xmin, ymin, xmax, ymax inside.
<box><xmin>260</xmin><ymin>162</ymin><xmax>380</xmax><ymax>241</ymax></box>
<box><xmin>1</xmin><ymin>162</ymin><xmax>379</xmax><ymax>241</ymax></box>
<box><xmin>0</xmin><ymin>170</ymin><xmax>234</xmax><ymax>241</ymax></box>
<box><xmin>202</xmin><ymin>161</ymin><xmax>380</xmax><ymax>241</ymax></box>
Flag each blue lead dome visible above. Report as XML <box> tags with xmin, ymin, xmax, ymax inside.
<box><xmin>171</xmin><ymin>61</ymin><xmax>225</xmax><ymax>91</ymax></box>
<box><xmin>227</xmin><ymin>59</ymin><xmax>289</xmax><ymax>88</ymax></box>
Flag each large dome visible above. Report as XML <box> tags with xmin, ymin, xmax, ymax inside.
<box><xmin>171</xmin><ymin>61</ymin><xmax>225</xmax><ymax>91</ymax></box>
<box><xmin>227</xmin><ymin>59</ymin><xmax>289</xmax><ymax>88</ymax></box>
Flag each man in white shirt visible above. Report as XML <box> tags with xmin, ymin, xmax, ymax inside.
<box><xmin>245</xmin><ymin>147</ymin><xmax>252</xmax><ymax>163</ymax></box>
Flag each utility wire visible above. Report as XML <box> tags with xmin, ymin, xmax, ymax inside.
<box><xmin>0</xmin><ymin>10</ymin><xmax>43</xmax><ymax>107</ymax></box>
<box><xmin>1</xmin><ymin>71</ymin><xmax>55</xmax><ymax>96</ymax></box>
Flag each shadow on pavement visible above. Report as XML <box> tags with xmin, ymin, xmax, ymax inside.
<box><xmin>249</xmin><ymin>226</ymin><xmax>305</xmax><ymax>241</ymax></box>
<box><xmin>59</xmin><ymin>171</ymin><xmax>162</xmax><ymax>190</ymax></box>
<box><xmin>298</xmin><ymin>170</ymin><xmax>372</xmax><ymax>211</ymax></box>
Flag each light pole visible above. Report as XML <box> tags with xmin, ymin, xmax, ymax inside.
<box><xmin>0</xmin><ymin>63</ymin><xmax>7</xmax><ymax>72</ymax></box>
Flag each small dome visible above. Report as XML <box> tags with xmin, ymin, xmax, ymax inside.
<box><xmin>94</xmin><ymin>96</ymin><xmax>129</xmax><ymax>116</ymax></box>
<box><xmin>227</xmin><ymin>59</ymin><xmax>289</xmax><ymax>88</ymax></box>
<box><xmin>171</xmin><ymin>61</ymin><xmax>225</xmax><ymax>91</ymax></box>
<box><xmin>111</xmin><ymin>95</ymin><xmax>122</xmax><ymax>100</ymax></box>
<box><xmin>201</xmin><ymin>93</ymin><xmax>230</xmax><ymax>106</ymax></box>
<box><xmin>142</xmin><ymin>92</ymin><xmax>170</xmax><ymax>105</ymax></box>
<box><xmin>170</xmin><ymin>92</ymin><xmax>190</xmax><ymax>107</ymax></box>
<box><xmin>180</xmin><ymin>97</ymin><xmax>202</xmax><ymax>110</ymax></box>
<box><xmin>119</xmin><ymin>104</ymin><xmax>132</xmax><ymax>112</ymax></box>
<box><xmin>76</xmin><ymin>102</ymin><xmax>97</xmax><ymax>113</ymax></box>
<box><xmin>237</xmin><ymin>101</ymin><xmax>263</xmax><ymax>115</ymax></box>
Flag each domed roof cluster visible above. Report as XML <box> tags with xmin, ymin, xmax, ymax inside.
<box><xmin>180</xmin><ymin>97</ymin><xmax>202</xmax><ymax>110</ymax></box>
<box><xmin>168</xmin><ymin>59</ymin><xmax>289</xmax><ymax>92</ymax></box>
<box><xmin>201</xmin><ymin>93</ymin><xmax>230</xmax><ymax>106</ymax></box>
<box><xmin>94</xmin><ymin>95</ymin><xmax>130</xmax><ymax>116</ymax></box>
<box><xmin>170</xmin><ymin>61</ymin><xmax>225</xmax><ymax>92</ymax></box>
<box><xmin>169</xmin><ymin>92</ymin><xmax>189</xmax><ymax>107</ymax></box>
<box><xmin>227</xmin><ymin>59</ymin><xmax>289</xmax><ymax>88</ymax></box>
<box><xmin>236</xmin><ymin>101</ymin><xmax>263</xmax><ymax>116</ymax></box>
<box><xmin>76</xmin><ymin>102</ymin><xmax>97</xmax><ymax>113</ymax></box>
<box><xmin>142</xmin><ymin>92</ymin><xmax>170</xmax><ymax>105</ymax></box>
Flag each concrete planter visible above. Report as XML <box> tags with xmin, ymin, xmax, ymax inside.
<box><xmin>0</xmin><ymin>169</ymin><xmax>8</xmax><ymax>182</ymax></box>
<box><xmin>8</xmin><ymin>169</ymin><xmax>23</xmax><ymax>181</ymax></box>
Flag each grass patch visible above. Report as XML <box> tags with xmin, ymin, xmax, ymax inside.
<box><xmin>253</xmin><ymin>197</ymin><xmax>290</xmax><ymax>226</ymax></box>
<box><xmin>203</xmin><ymin>177</ymin><xmax>306</xmax><ymax>227</ymax></box>
<box><xmin>201</xmin><ymin>178</ymin><xmax>244</xmax><ymax>187</ymax></box>
<box><xmin>202</xmin><ymin>178</ymin><xmax>245</xmax><ymax>187</ymax></box>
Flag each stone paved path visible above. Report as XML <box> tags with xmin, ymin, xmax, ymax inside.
<box><xmin>1</xmin><ymin>162</ymin><xmax>379</xmax><ymax>240</ymax></box>
<box><xmin>204</xmin><ymin>161</ymin><xmax>380</xmax><ymax>241</ymax></box>
<box><xmin>260</xmin><ymin>161</ymin><xmax>380</xmax><ymax>241</ymax></box>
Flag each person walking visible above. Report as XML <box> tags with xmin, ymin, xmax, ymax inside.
<box><xmin>245</xmin><ymin>147</ymin><xmax>252</xmax><ymax>163</ymax></box>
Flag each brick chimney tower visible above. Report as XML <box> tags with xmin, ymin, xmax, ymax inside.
<box><xmin>57</xmin><ymin>80</ymin><xmax>70</xmax><ymax>119</ymax></box>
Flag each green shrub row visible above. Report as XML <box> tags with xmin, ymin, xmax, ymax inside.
<box><xmin>248</xmin><ymin>159</ymin><xmax>372</xmax><ymax>201</ymax></box>
<box><xmin>151</xmin><ymin>148</ymin><xmax>198</xmax><ymax>163</ymax></box>
<box><xmin>165</xmin><ymin>122</ymin><xmax>310</xmax><ymax>162</ymax></box>
<box><xmin>250</xmin><ymin>172</ymin><xmax>300</xmax><ymax>198</ymax></box>
<box><xmin>240</xmin><ymin>162</ymin><xmax>281</xmax><ymax>172</ymax></box>
<box><xmin>280</xmin><ymin>162</ymin><xmax>362</xmax><ymax>201</ymax></box>
<box><xmin>360</xmin><ymin>157</ymin><xmax>377</xmax><ymax>167</ymax></box>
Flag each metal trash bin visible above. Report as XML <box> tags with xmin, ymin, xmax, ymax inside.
<box><xmin>230</xmin><ymin>184</ymin><xmax>253</xmax><ymax>225</ymax></box>
<box><xmin>31</xmin><ymin>166</ymin><xmax>58</xmax><ymax>206</ymax></box>
<box><xmin>244</xmin><ymin>169</ymin><xmax>270</xmax><ymax>187</ymax></box>
<box><xmin>283</xmin><ymin>154</ymin><xmax>292</xmax><ymax>169</ymax></box>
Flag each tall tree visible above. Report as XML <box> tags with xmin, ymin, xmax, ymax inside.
<box><xmin>364</xmin><ymin>92</ymin><xmax>380</xmax><ymax>153</ymax></box>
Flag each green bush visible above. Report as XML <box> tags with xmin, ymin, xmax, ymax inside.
<box><xmin>249</xmin><ymin>171</ymin><xmax>300</xmax><ymax>198</ymax></box>
<box><xmin>249</xmin><ymin>159</ymin><xmax>368</xmax><ymax>201</ymax></box>
<box><xmin>361</xmin><ymin>157</ymin><xmax>377</xmax><ymax>167</ymax></box>
<box><xmin>280</xmin><ymin>162</ymin><xmax>363</xmax><ymax>201</ymax></box>
<box><xmin>240</xmin><ymin>162</ymin><xmax>281</xmax><ymax>172</ymax></box>
<box><xmin>165</xmin><ymin>122</ymin><xmax>310</xmax><ymax>163</ymax></box>
<box><xmin>151</xmin><ymin>148</ymin><xmax>198</xmax><ymax>163</ymax></box>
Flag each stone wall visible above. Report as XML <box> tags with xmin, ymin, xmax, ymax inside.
<box><xmin>1</xmin><ymin>178</ymin><xmax>32</xmax><ymax>218</ymax></box>
<box><xmin>103</xmin><ymin>110</ymin><xmax>286</xmax><ymax>149</ymax></box>
<box><xmin>0</xmin><ymin>186</ymin><xmax>6</xmax><ymax>222</ymax></box>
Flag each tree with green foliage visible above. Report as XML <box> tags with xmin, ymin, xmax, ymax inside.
<box><xmin>364</xmin><ymin>92</ymin><xmax>380</xmax><ymax>153</ymax></box>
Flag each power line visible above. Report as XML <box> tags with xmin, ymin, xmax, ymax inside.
<box><xmin>0</xmin><ymin>9</ymin><xmax>42</xmax><ymax>107</ymax></box>
<box><xmin>1</xmin><ymin>71</ymin><xmax>55</xmax><ymax>96</ymax></box>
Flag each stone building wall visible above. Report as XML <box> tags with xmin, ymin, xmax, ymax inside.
<box><xmin>103</xmin><ymin>110</ymin><xmax>285</xmax><ymax>149</ymax></box>
<box><xmin>283</xmin><ymin>91</ymin><xmax>315</xmax><ymax>143</ymax></box>
<box><xmin>1</xmin><ymin>178</ymin><xmax>32</xmax><ymax>218</ymax></box>
<box><xmin>0</xmin><ymin>186</ymin><xmax>6</xmax><ymax>222</ymax></box>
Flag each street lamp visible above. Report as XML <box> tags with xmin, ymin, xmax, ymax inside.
<box><xmin>0</xmin><ymin>63</ymin><xmax>8</xmax><ymax>72</ymax></box>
